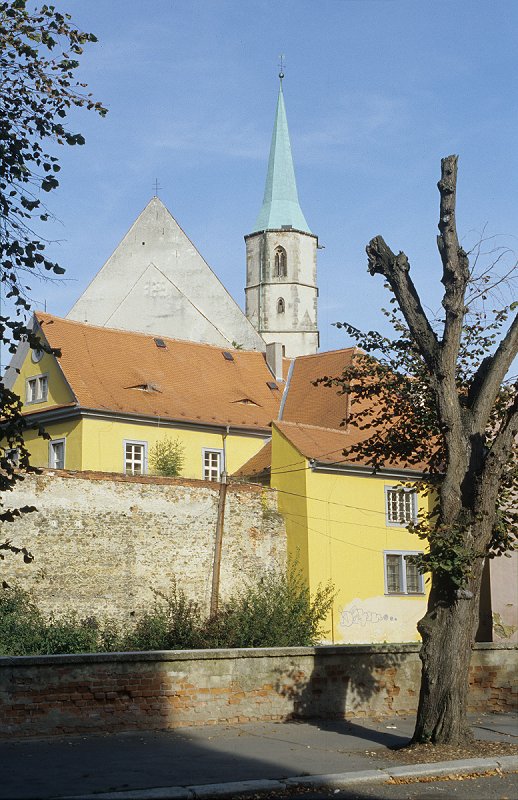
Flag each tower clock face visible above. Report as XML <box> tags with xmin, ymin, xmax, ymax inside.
<box><xmin>31</xmin><ymin>348</ymin><xmax>44</xmax><ymax>363</ymax></box>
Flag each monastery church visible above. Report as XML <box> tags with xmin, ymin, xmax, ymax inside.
<box><xmin>67</xmin><ymin>79</ymin><xmax>319</xmax><ymax>360</ymax></box>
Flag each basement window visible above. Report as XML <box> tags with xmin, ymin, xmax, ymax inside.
<box><xmin>222</xmin><ymin>351</ymin><xmax>234</xmax><ymax>361</ymax></box>
<box><xmin>154</xmin><ymin>338</ymin><xmax>167</xmax><ymax>348</ymax></box>
<box><xmin>266</xmin><ymin>381</ymin><xmax>279</xmax><ymax>390</ymax></box>
<box><xmin>384</xmin><ymin>552</ymin><xmax>424</xmax><ymax>595</ymax></box>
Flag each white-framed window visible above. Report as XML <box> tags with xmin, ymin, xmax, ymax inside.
<box><xmin>49</xmin><ymin>438</ymin><xmax>66</xmax><ymax>470</ymax></box>
<box><xmin>385</xmin><ymin>486</ymin><xmax>417</xmax><ymax>526</ymax></box>
<box><xmin>124</xmin><ymin>440</ymin><xmax>148</xmax><ymax>475</ymax></box>
<box><xmin>26</xmin><ymin>374</ymin><xmax>48</xmax><ymax>404</ymax></box>
<box><xmin>384</xmin><ymin>551</ymin><xmax>424</xmax><ymax>595</ymax></box>
<box><xmin>202</xmin><ymin>448</ymin><xmax>224</xmax><ymax>482</ymax></box>
<box><xmin>4</xmin><ymin>448</ymin><xmax>20</xmax><ymax>467</ymax></box>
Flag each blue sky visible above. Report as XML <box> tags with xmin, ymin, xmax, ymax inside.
<box><xmin>27</xmin><ymin>0</ymin><xmax>517</xmax><ymax>352</ymax></box>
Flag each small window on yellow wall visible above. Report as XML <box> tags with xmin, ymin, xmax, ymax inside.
<box><xmin>49</xmin><ymin>439</ymin><xmax>65</xmax><ymax>469</ymax></box>
<box><xmin>384</xmin><ymin>551</ymin><xmax>424</xmax><ymax>594</ymax></box>
<box><xmin>124</xmin><ymin>440</ymin><xmax>147</xmax><ymax>475</ymax></box>
<box><xmin>26</xmin><ymin>374</ymin><xmax>48</xmax><ymax>404</ymax></box>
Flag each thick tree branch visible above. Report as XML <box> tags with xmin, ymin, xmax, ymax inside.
<box><xmin>366</xmin><ymin>236</ymin><xmax>439</xmax><ymax>371</ymax></box>
<box><xmin>437</xmin><ymin>156</ymin><xmax>470</xmax><ymax>373</ymax></box>
<box><xmin>470</xmin><ymin>313</ymin><xmax>518</xmax><ymax>432</ymax></box>
<box><xmin>481</xmin><ymin>388</ymin><xmax>518</xmax><ymax>499</ymax></box>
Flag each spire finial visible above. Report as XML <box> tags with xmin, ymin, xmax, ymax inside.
<box><xmin>152</xmin><ymin>178</ymin><xmax>162</xmax><ymax>197</ymax></box>
<box><xmin>278</xmin><ymin>53</ymin><xmax>285</xmax><ymax>82</ymax></box>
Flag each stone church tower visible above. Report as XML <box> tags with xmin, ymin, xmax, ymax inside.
<box><xmin>245</xmin><ymin>77</ymin><xmax>319</xmax><ymax>358</ymax></box>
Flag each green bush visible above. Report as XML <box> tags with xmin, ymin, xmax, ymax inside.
<box><xmin>205</xmin><ymin>567</ymin><xmax>334</xmax><ymax>648</ymax></box>
<box><xmin>120</xmin><ymin>580</ymin><xmax>203</xmax><ymax>651</ymax></box>
<box><xmin>0</xmin><ymin>568</ymin><xmax>335</xmax><ymax>655</ymax></box>
<box><xmin>0</xmin><ymin>586</ymin><xmax>45</xmax><ymax>655</ymax></box>
<box><xmin>149</xmin><ymin>436</ymin><xmax>185</xmax><ymax>477</ymax></box>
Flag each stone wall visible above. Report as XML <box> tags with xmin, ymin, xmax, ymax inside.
<box><xmin>0</xmin><ymin>643</ymin><xmax>515</xmax><ymax>738</ymax></box>
<box><xmin>3</xmin><ymin>470</ymin><xmax>286</xmax><ymax>620</ymax></box>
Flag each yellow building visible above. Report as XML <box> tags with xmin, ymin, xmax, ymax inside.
<box><xmin>6</xmin><ymin>313</ymin><xmax>285</xmax><ymax>481</ymax></box>
<box><xmin>237</xmin><ymin>348</ymin><xmax>431</xmax><ymax>644</ymax></box>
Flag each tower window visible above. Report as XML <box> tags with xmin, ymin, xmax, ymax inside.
<box><xmin>277</xmin><ymin>298</ymin><xmax>285</xmax><ymax>314</ymax></box>
<box><xmin>274</xmin><ymin>246</ymin><xmax>287</xmax><ymax>277</ymax></box>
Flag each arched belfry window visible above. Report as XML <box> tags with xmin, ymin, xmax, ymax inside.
<box><xmin>277</xmin><ymin>297</ymin><xmax>285</xmax><ymax>314</ymax></box>
<box><xmin>274</xmin><ymin>246</ymin><xmax>287</xmax><ymax>277</ymax></box>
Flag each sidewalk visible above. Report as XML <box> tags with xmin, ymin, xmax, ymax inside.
<box><xmin>1</xmin><ymin>713</ymin><xmax>516</xmax><ymax>799</ymax></box>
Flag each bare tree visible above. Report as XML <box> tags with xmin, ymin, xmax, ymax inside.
<box><xmin>328</xmin><ymin>156</ymin><xmax>517</xmax><ymax>744</ymax></box>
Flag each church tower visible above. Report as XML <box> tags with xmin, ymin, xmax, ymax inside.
<box><xmin>245</xmin><ymin>75</ymin><xmax>319</xmax><ymax>359</ymax></box>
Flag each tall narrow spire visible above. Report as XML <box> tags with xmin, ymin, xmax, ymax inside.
<box><xmin>252</xmin><ymin>80</ymin><xmax>311</xmax><ymax>234</ymax></box>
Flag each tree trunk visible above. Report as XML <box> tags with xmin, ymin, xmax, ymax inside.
<box><xmin>413</xmin><ymin>516</ymin><xmax>488</xmax><ymax>744</ymax></box>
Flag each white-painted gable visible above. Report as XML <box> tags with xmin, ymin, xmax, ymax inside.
<box><xmin>66</xmin><ymin>197</ymin><xmax>265</xmax><ymax>351</ymax></box>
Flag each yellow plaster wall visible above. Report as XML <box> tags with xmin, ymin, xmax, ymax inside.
<box><xmin>304</xmin><ymin>469</ymin><xmax>429</xmax><ymax>644</ymax></box>
<box><xmin>21</xmin><ymin>420</ymin><xmax>83</xmax><ymax>469</ymax></box>
<box><xmin>270</xmin><ymin>427</ymin><xmax>430</xmax><ymax>644</ymax></box>
<box><xmin>270</xmin><ymin>428</ymin><xmax>310</xmax><ymax>582</ymax></box>
<box><xmin>12</xmin><ymin>345</ymin><xmax>268</xmax><ymax>478</ymax></box>
<box><xmin>12</xmin><ymin>349</ymin><xmax>74</xmax><ymax>411</ymax></box>
<box><xmin>78</xmin><ymin>418</ymin><xmax>267</xmax><ymax>480</ymax></box>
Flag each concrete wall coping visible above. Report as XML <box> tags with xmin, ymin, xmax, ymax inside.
<box><xmin>1</xmin><ymin>641</ymin><xmax>515</xmax><ymax>669</ymax></box>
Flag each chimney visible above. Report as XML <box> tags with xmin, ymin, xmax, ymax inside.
<box><xmin>266</xmin><ymin>342</ymin><xmax>284</xmax><ymax>381</ymax></box>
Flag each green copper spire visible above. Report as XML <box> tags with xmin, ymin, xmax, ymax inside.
<box><xmin>252</xmin><ymin>79</ymin><xmax>311</xmax><ymax>234</ymax></box>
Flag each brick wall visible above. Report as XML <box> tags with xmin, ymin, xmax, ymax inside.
<box><xmin>0</xmin><ymin>644</ymin><xmax>515</xmax><ymax>738</ymax></box>
<box><xmin>3</xmin><ymin>470</ymin><xmax>286</xmax><ymax>620</ymax></box>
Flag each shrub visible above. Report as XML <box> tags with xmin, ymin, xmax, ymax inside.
<box><xmin>0</xmin><ymin>586</ymin><xmax>45</xmax><ymax>655</ymax></box>
<box><xmin>205</xmin><ymin>566</ymin><xmax>335</xmax><ymax>648</ymax></box>
<box><xmin>149</xmin><ymin>436</ymin><xmax>185</xmax><ymax>477</ymax></box>
<box><xmin>0</xmin><ymin>569</ymin><xmax>335</xmax><ymax>655</ymax></box>
<box><xmin>119</xmin><ymin>580</ymin><xmax>203</xmax><ymax>651</ymax></box>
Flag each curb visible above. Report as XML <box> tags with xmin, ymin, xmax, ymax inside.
<box><xmin>57</xmin><ymin>755</ymin><xmax>518</xmax><ymax>799</ymax></box>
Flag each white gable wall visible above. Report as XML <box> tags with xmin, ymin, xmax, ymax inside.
<box><xmin>67</xmin><ymin>198</ymin><xmax>265</xmax><ymax>351</ymax></box>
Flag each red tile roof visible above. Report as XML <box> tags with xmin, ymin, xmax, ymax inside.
<box><xmin>34</xmin><ymin>313</ymin><xmax>285</xmax><ymax>430</ymax></box>
<box><xmin>281</xmin><ymin>348</ymin><xmax>357</xmax><ymax>429</ymax></box>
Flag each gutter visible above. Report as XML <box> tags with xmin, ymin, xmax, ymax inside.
<box><xmin>309</xmin><ymin>460</ymin><xmax>428</xmax><ymax>481</ymax></box>
<box><xmin>23</xmin><ymin>405</ymin><xmax>272</xmax><ymax>439</ymax></box>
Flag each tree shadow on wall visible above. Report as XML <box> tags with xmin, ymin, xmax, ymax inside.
<box><xmin>273</xmin><ymin>645</ymin><xmax>412</xmax><ymax>746</ymax></box>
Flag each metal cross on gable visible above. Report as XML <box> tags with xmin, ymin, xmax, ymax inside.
<box><xmin>152</xmin><ymin>178</ymin><xmax>162</xmax><ymax>197</ymax></box>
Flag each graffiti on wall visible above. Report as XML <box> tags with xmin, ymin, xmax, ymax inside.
<box><xmin>340</xmin><ymin>606</ymin><xmax>398</xmax><ymax>628</ymax></box>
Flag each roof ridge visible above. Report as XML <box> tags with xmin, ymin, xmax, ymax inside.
<box><xmin>293</xmin><ymin>346</ymin><xmax>359</xmax><ymax>360</ymax></box>
<box><xmin>35</xmin><ymin>312</ymin><xmax>267</xmax><ymax>356</ymax></box>
<box><xmin>275</xmin><ymin>420</ymin><xmax>350</xmax><ymax>435</ymax></box>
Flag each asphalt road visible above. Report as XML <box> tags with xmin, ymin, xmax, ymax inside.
<box><xmin>255</xmin><ymin>772</ymin><xmax>518</xmax><ymax>799</ymax></box>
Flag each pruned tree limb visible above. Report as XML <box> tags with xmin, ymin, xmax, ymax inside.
<box><xmin>437</xmin><ymin>155</ymin><xmax>470</xmax><ymax>373</ymax></box>
<box><xmin>366</xmin><ymin>236</ymin><xmax>440</xmax><ymax>371</ymax></box>
<box><xmin>471</xmin><ymin>313</ymin><xmax>518</xmax><ymax>432</ymax></box>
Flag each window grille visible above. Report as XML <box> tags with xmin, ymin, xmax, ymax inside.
<box><xmin>386</xmin><ymin>488</ymin><xmax>416</xmax><ymax>525</ymax></box>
